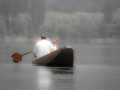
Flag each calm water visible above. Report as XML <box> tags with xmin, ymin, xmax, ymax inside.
<box><xmin>0</xmin><ymin>41</ymin><xmax>120</xmax><ymax>90</ymax></box>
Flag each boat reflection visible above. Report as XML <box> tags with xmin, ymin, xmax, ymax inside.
<box><xmin>36</xmin><ymin>66</ymin><xmax>74</xmax><ymax>90</ymax></box>
<box><xmin>37</xmin><ymin>67</ymin><xmax>53</xmax><ymax>90</ymax></box>
<box><xmin>50</xmin><ymin>67</ymin><xmax>74</xmax><ymax>74</ymax></box>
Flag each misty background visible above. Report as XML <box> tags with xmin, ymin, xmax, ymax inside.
<box><xmin>0</xmin><ymin>0</ymin><xmax>120</xmax><ymax>43</ymax></box>
<box><xmin>0</xmin><ymin>1</ymin><xmax>120</xmax><ymax>90</ymax></box>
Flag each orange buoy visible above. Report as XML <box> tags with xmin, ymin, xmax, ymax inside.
<box><xmin>11</xmin><ymin>53</ymin><xmax>22</xmax><ymax>63</ymax></box>
<box><xmin>11</xmin><ymin>51</ymin><xmax>32</xmax><ymax>63</ymax></box>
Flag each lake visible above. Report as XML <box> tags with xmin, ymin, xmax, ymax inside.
<box><xmin>0</xmin><ymin>41</ymin><xmax>120</xmax><ymax>90</ymax></box>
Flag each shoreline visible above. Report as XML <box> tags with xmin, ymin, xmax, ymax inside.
<box><xmin>0</xmin><ymin>36</ymin><xmax>120</xmax><ymax>44</ymax></box>
<box><xmin>0</xmin><ymin>36</ymin><xmax>38</xmax><ymax>43</ymax></box>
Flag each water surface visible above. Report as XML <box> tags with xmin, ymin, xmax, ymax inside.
<box><xmin>0</xmin><ymin>42</ymin><xmax>120</xmax><ymax>90</ymax></box>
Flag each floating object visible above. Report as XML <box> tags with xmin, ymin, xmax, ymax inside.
<box><xmin>32</xmin><ymin>48</ymin><xmax>74</xmax><ymax>67</ymax></box>
<box><xmin>11</xmin><ymin>51</ymin><xmax>32</xmax><ymax>63</ymax></box>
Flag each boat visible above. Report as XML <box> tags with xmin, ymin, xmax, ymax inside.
<box><xmin>32</xmin><ymin>47</ymin><xmax>74</xmax><ymax>67</ymax></box>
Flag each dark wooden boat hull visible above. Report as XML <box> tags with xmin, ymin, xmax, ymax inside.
<box><xmin>32</xmin><ymin>48</ymin><xmax>74</xmax><ymax>67</ymax></box>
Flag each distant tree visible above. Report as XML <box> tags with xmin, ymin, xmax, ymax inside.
<box><xmin>29</xmin><ymin>0</ymin><xmax>45</xmax><ymax>34</ymax></box>
<box><xmin>102</xmin><ymin>2</ymin><xmax>116</xmax><ymax>24</ymax></box>
<box><xmin>0</xmin><ymin>0</ymin><xmax>28</xmax><ymax>36</ymax></box>
<box><xmin>0</xmin><ymin>0</ymin><xmax>45</xmax><ymax>36</ymax></box>
<box><xmin>0</xmin><ymin>16</ymin><xmax>6</xmax><ymax>37</ymax></box>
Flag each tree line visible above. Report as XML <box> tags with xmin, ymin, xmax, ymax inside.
<box><xmin>0</xmin><ymin>0</ymin><xmax>120</xmax><ymax>40</ymax></box>
<box><xmin>0</xmin><ymin>0</ymin><xmax>45</xmax><ymax>37</ymax></box>
<box><xmin>40</xmin><ymin>11</ymin><xmax>120</xmax><ymax>39</ymax></box>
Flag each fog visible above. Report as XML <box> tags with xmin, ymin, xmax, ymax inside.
<box><xmin>0</xmin><ymin>0</ymin><xmax>120</xmax><ymax>90</ymax></box>
<box><xmin>1</xmin><ymin>1</ymin><xmax>120</xmax><ymax>90</ymax></box>
<box><xmin>0</xmin><ymin>0</ymin><xmax>120</xmax><ymax>41</ymax></box>
<box><xmin>0</xmin><ymin>0</ymin><xmax>120</xmax><ymax>65</ymax></box>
